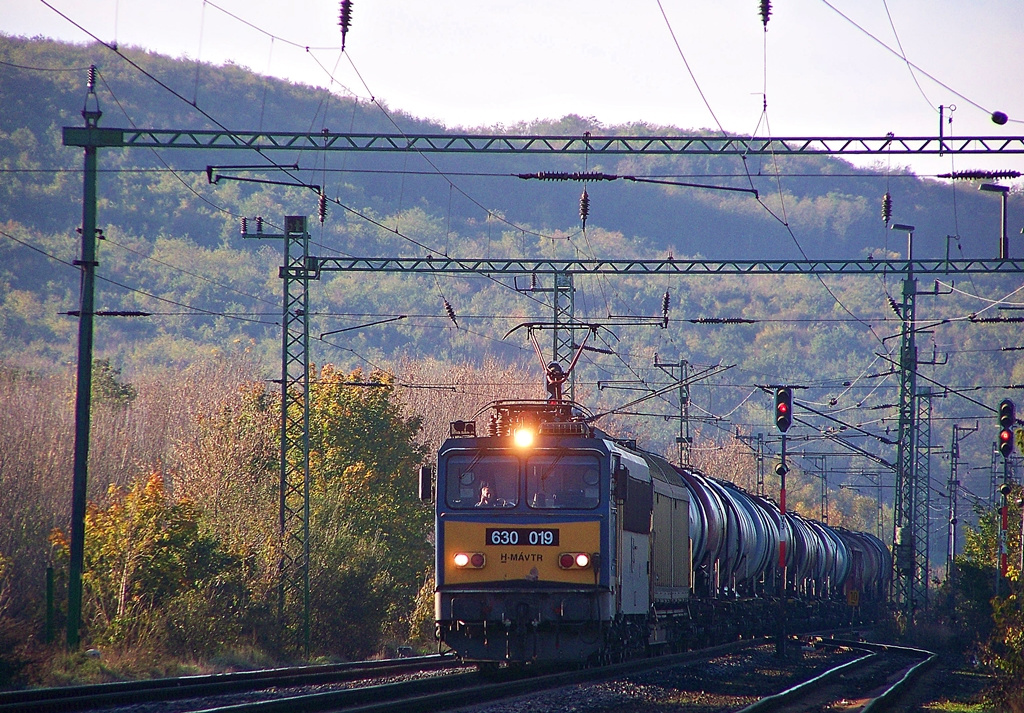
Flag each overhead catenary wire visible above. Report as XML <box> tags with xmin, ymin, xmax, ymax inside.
<box><xmin>0</xmin><ymin>228</ymin><xmax>279</xmax><ymax>326</ymax></box>
<box><xmin>38</xmin><ymin>0</ymin><xmax>566</xmax><ymax>277</ymax></box>
<box><xmin>818</xmin><ymin>0</ymin><xmax>1016</xmax><ymax>124</ymax></box>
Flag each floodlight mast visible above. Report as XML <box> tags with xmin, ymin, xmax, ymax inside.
<box><xmin>979</xmin><ymin>183</ymin><xmax>1010</xmax><ymax>259</ymax></box>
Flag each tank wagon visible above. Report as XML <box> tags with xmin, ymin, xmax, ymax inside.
<box><xmin>420</xmin><ymin>399</ymin><xmax>890</xmax><ymax>664</ymax></box>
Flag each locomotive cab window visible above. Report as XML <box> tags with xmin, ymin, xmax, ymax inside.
<box><xmin>527</xmin><ymin>454</ymin><xmax>601</xmax><ymax>509</ymax></box>
<box><xmin>445</xmin><ymin>454</ymin><xmax>518</xmax><ymax>508</ymax></box>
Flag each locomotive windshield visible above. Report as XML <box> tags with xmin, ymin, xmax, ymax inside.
<box><xmin>442</xmin><ymin>451</ymin><xmax>602</xmax><ymax>509</ymax></box>
<box><xmin>445</xmin><ymin>453</ymin><xmax>518</xmax><ymax>508</ymax></box>
<box><xmin>526</xmin><ymin>454</ymin><xmax>601</xmax><ymax>509</ymax></box>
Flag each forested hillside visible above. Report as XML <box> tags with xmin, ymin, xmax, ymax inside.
<box><xmin>1</xmin><ymin>33</ymin><xmax>1023</xmax><ymax>677</ymax></box>
<box><xmin>3</xmin><ymin>31</ymin><xmax>1023</xmax><ymax>496</ymax></box>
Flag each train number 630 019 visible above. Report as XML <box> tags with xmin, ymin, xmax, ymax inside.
<box><xmin>485</xmin><ymin>528</ymin><xmax>560</xmax><ymax>546</ymax></box>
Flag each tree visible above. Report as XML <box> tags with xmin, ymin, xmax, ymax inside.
<box><xmin>91</xmin><ymin>359</ymin><xmax>137</xmax><ymax>409</ymax></box>
<box><xmin>305</xmin><ymin>365</ymin><xmax>431</xmax><ymax>655</ymax></box>
<box><xmin>50</xmin><ymin>473</ymin><xmax>241</xmax><ymax>652</ymax></box>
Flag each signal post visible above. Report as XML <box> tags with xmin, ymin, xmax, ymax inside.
<box><xmin>997</xmin><ymin>399</ymin><xmax>1017</xmax><ymax>591</ymax></box>
<box><xmin>774</xmin><ymin>387</ymin><xmax>792</xmax><ymax>657</ymax></box>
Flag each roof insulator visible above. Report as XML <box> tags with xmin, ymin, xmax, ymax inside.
<box><xmin>760</xmin><ymin>0</ymin><xmax>772</xmax><ymax>29</ymax></box>
<box><xmin>443</xmin><ymin>299</ymin><xmax>458</xmax><ymax>329</ymax></box>
<box><xmin>579</xmin><ymin>188</ymin><xmax>590</xmax><ymax>229</ymax></box>
<box><xmin>240</xmin><ymin>216</ymin><xmax>248</xmax><ymax>235</ymax></box>
<box><xmin>339</xmin><ymin>1</ymin><xmax>354</xmax><ymax>51</ymax></box>
<box><xmin>887</xmin><ymin>295</ymin><xmax>901</xmax><ymax>317</ymax></box>
<box><xmin>881</xmin><ymin>192</ymin><xmax>892</xmax><ymax>224</ymax></box>
<box><xmin>255</xmin><ymin>216</ymin><xmax>264</xmax><ymax>234</ymax></box>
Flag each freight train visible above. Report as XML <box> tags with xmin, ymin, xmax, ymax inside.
<box><xmin>420</xmin><ymin>398</ymin><xmax>891</xmax><ymax>664</ymax></box>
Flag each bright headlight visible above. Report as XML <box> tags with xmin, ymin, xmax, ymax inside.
<box><xmin>513</xmin><ymin>427</ymin><xmax>534</xmax><ymax>448</ymax></box>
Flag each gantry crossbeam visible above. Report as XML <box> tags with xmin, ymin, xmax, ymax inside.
<box><xmin>63</xmin><ymin>128</ymin><xmax>1024</xmax><ymax>156</ymax></box>
<box><xmin>312</xmin><ymin>257</ymin><xmax>1024</xmax><ymax>275</ymax></box>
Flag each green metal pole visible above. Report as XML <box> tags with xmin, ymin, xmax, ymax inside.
<box><xmin>68</xmin><ymin>68</ymin><xmax>101</xmax><ymax>649</ymax></box>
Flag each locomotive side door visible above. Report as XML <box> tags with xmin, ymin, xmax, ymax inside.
<box><xmin>616</xmin><ymin>452</ymin><xmax>652</xmax><ymax>615</ymax></box>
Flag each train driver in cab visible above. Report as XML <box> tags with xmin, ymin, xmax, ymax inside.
<box><xmin>476</xmin><ymin>482</ymin><xmax>496</xmax><ymax>507</ymax></box>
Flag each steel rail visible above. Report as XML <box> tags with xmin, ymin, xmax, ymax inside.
<box><xmin>861</xmin><ymin>651</ymin><xmax>938</xmax><ymax>713</ymax></box>
<box><xmin>182</xmin><ymin>639</ymin><xmax>761</xmax><ymax>713</ymax></box>
<box><xmin>735</xmin><ymin>652</ymin><xmax>878</xmax><ymax>713</ymax></box>
<box><xmin>0</xmin><ymin>655</ymin><xmax>452</xmax><ymax>713</ymax></box>
<box><xmin>736</xmin><ymin>639</ymin><xmax>937</xmax><ymax>713</ymax></box>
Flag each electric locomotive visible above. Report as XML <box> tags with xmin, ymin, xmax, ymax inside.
<box><xmin>421</xmin><ymin>398</ymin><xmax>691</xmax><ymax>663</ymax></box>
<box><xmin>419</xmin><ymin>397</ymin><xmax>891</xmax><ymax>665</ymax></box>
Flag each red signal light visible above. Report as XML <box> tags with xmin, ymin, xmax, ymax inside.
<box><xmin>774</xmin><ymin>387</ymin><xmax>793</xmax><ymax>433</ymax></box>
<box><xmin>1000</xmin><ymin>428</ymin><xmax>1014</xmax><ymax>457</ymax></box>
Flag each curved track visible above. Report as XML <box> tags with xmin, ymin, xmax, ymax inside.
<box><xmin>737</xmin><ymin>640</ymin><xmax>936</xmax><ymax>713</ymax></box>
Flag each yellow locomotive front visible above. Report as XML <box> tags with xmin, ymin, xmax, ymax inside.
<box><xmin>431</xmin><ymin>403</ymin><xmax>614</xmax><ymax>663</ymax></box>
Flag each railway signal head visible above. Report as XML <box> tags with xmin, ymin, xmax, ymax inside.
<box><xmin>774</xmin><ymin>387</ymin><xmax>793</xmax><ymax>433</ymax></box>
<box><xmin>999</xmin><ymin>399</ymin><xmax>1015</xmax><ymax>428</ymax></box>
<box><xmin>999</xmin><ymin>399</ymin><xmax>1016</xmax><ymax>458</ymax></box>
<box><xmin>999</xmin><ymin>427</ymin><xmax>1015</xmax><ymax>457</ymax></box>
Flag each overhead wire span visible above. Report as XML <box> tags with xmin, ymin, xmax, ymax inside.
<box><xmin>818</xmin><ymin>0</ymin><xmax>1015</xmax><ymax>124</ymax></box>
<box><xmin>96</xmin><ymin>70</ymin><xmax>244</xmax><ymax>222</ymax></box>
<box><xmin>340</xmin><ymin>52</ymin><xmax>578</xmax><ymax>245</ymax></box>
<box><xmin>102</xmin><ymin>236</ymin><xmax>278</xmax><ymax>308</ymax></box>
<box><xmin>742</xmin><ymin>3</ymin><xmax>889</xmax><ymax>358</ymax></box>
<box><xmin>41</xmin><ymin>0</ymin><xmax>488</xmax><ymax>267</ymax></box>
<box><xmin>936</xmin><ymin>280</ymin><xmax>1024</xmax><ymax>315</ymax></box>
<box><xmin>880</xmin><ymin>0</ymin><xmax>934</xmax><ymax>111</ymax></box>
<box><xmin>0</xmin><ymin>227</ymin><xmax>278</xmax><ymax>326</ymax></box>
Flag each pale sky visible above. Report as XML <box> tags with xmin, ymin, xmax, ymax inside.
<box><xmin>4</xmin><ymin>0</ymin><xmax>1024</xmax><ymax>179</ymax></box>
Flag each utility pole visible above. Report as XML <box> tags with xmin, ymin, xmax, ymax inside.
<box><xmin>913</xmin><ymin>387</ymin><xmax>934</xmax><ymax>612</ymax></box>
<box><xmin>552</xmin><ymin>272</ymin><xmax>576</xmax><ymax>400</ymax></box>
<box><xmin>815</xmin><ymin>456</ymin><xmax>829</xmax><ymax>524</ymax></box>
<box><xmin>756</xmin><ymin>433</ymin><xmax>765</xmax><ymax>498</ymax></box>
<box><xmin>776</xmin><ymin>435</ymin><xmax>789</xmax><ymax>659</ymax></box>
<box><xmin>889</xmin><ymin>224</ymin><xmax>918</xmax><ymax>624</ymax></box>
<box><xmin>67</xmin><ymin>67</ymin><xmax>101</xmax><ymax>650</ymax></box>
<box><xmin>888</xmin><ymin>225</ymin><xmax>942</xmax><ymax>621</ymax></box>
<box><xmin>243</xmin><ymin>215</ymin><xmax>313</xmax><ymax>655</ymax></box>
<box><xmin>517</xmin><ymin>273</ymin><xmax>578</xmax><ymax>399</ymax></box>
<box><xmin>655</xmin><ymin>357</ymin><xmax>692</xmax><ymax>467</ymax></box>
<box><xmin>946</xmin><ymin>423</ymin><xmax>977</xmax><ymax>578</ymax></box>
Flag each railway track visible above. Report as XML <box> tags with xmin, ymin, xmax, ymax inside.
<box><xmin>0</xmin><ymin>654</ymin><xmax>458</xmax><ymax>713</ymax></box>
<box><xmin>1</xmin><ymin>639</ymin><xmax>761</xmax><ymax>713</ymax></box>
<box><xmin>738</xmin><ymin>640</ymin><xmax>936</xmax><ymax>713</ymax></box>
<box><xmin>2</xmin><ymin>636</ymin><xmax>930</xmax><ymax>713</ymax></box>
<box><xmin>175</xmin><ymin>638</ymin><xmax>761</xmax><ymax>713</ymax></box>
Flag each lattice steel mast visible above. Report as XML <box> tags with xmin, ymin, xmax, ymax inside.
<box><xmin>242</xmin><ymin>216</ymin><xmax>312</xmax><ymax>653</ymax></box>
